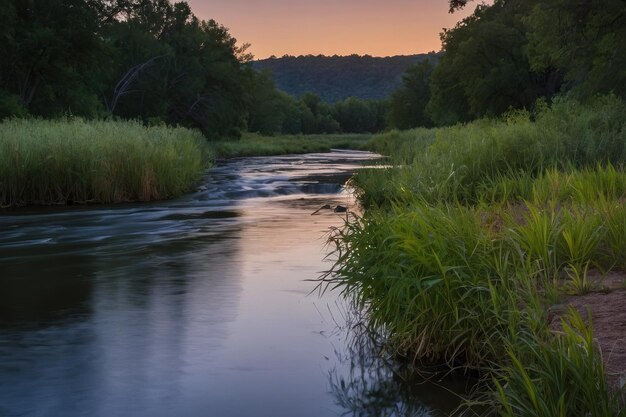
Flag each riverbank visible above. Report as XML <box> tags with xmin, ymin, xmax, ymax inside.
<box><xmin>324</xmin><ymin>96</ymin><xmax>626</xmax><ymax>416</ymax></box>
<box><xmin>551</xmin><ymin>271</ymin><xmax>626</xmax><ymax>386</ymax></box>
<box><xmin>0</xmin><ymin>118</ymin><xmax>211</xmax><ymax>207</ymax></box>
<box><xmin>210</xmin><ymin>132</ymin><xmax>372</xmax><ymax>159</ymax></box>
<box><xmin>0</xmin><ymin>118</ymin><xmax>372</xmax><ymax>208</ymax></box>
<box><xmin>2</xmin><ymin>150</ymin><xmax>418</xmax><ymax>417</ymax></box>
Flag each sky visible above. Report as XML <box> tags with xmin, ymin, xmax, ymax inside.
<box><xmin>185</xmin><ymin>0</ymin><xmax>481</xmax><ymax>59</ymax></box>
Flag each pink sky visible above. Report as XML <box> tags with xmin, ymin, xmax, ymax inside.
<box><xmin>186</xmin><ymin>0</ymin><xmax>482</xmax><ymax>59</ymax></box>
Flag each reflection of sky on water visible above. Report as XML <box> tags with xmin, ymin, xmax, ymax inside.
<box><xmin>0</xmin><ymin>224</ymin><xmax>244</xmax><ymax>417</ymax></box>
<box><xmin>0</xmin><ymin>151</ymin><xmax>463</xmax><ymax>417</ymax></box>
<box><xmin>327</xmin><ymin>310</ymin><xmax>474</xmax><ymax>417</ymax></box>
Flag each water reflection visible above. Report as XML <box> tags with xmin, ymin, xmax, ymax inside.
<box><xmin>327</xmin><ymin>307</ymin><xmax>471</xmax><ymax>417</ymax></box>
<box><xmin>0</xmin><ymin>224</ymin><xmax>244</xmax><ymax>417</ymax></box>
<box><xmin>0</xmin><ymin>253</ymin><xmax>95</xmax><ymax>325</ymax></box>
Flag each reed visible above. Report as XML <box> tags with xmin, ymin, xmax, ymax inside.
<box><xmin>0</xmin><ymin>118</ymin><xmax>211</xmax><ymax>207</ymax></box>
<box><xmin>323</xmin><ymin>202</ymin><xmax>541</xmax><ymax>371</ymax></box>
<box><xmin>358</xmin><ymin>95</ymin><xmax>626</xmax><ymax>207</ymax></box>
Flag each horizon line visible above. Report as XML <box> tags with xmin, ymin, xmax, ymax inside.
<box><xmin>253</xmin><ymin>51</ymin><xmax>442</xmax><ymax>60</ymax></box>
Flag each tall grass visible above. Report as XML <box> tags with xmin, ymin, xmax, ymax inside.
<box><xmin>324</xmin><ymin>95</ymin><xmax>626</xmax><ymax>415</ymax></box>
<box><xmin>496</xmin><ymin>311</ymin><xmax>624</xmax><ymax>417</ymax></box>
<box><xmin>323</xmin><ymin>203</ymin><xmax>542</xmax><ymax>371</ymax></box>
<box><xmin>356</xmin><ymin>95</ymin><xmax>626</xmax><ymax>207</ymax></box>
<box><xmin>0</xmin><ymin>118</ymin><xmax>211</xmax><ymax>207</ymax></box>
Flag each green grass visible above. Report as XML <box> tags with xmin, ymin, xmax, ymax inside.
<box><xmin>323</xmin><ymin>202</ymin><xmax>539</xmax><ymax>370</ymax></box>
<box><xmin>0</xmin><ymin>118</ymin><xmax>211</xmax><ymax>207</ymax></box>
<box><xmin>354</xmin><ymin>95</ymin><xmax>626</xmax><ymax>208</ymax></box>
<box><xmin>496</xmin><ymin>311</ymin><xmax>623</xmax><ymax>417</ymax></box>
<box><xmin>0</xmin><ymin>120</ymin><xmax>373</xmax><ymax>208</ymax></box>
<box><xmin>210</xmin><ymin>132</ymin><xmax>372</xmax><ymax>158</ymax></box>
<box><xmin>322</xmin><ymin>95</ymin><xmax>626</xmax><ymax>416</ymax></box>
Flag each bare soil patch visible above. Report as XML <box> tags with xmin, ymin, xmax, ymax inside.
<box><xmin>553</xmin><ymin>271</ymin><xmax>626</xmax><ymax>387</ymax></box>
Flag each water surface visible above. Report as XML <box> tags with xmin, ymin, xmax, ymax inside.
<box><xmin>0</xmin><ymin>151</ymin><xmax>464</xmax><ymax>417</ymax></box>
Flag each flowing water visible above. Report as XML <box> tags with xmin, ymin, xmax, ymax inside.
<box><xmin>0</xmin><ymin>151</ymin><xmax>466</xmax><ymax>417</ymax></box>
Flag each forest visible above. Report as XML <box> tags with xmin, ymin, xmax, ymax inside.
<box><xmin>3</xmin><ymin>0</ymin><xmax>624</xmax><ymax>139</ymax></box>
<box><xmin>0</xmin><ymin>0</ymin><xmax>252</xmax><ymax>140</ymax></box>
<box><xmin>0</xmin><ymin>0</ymin><xmax>388</xmax><ymax>138</ymax></box>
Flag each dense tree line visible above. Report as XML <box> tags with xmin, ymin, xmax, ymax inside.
<box><xmin>0</xmin><ymin>0</ymin><xmax>398</xmax><ymax>138</ymax></box>
<box><xmin>388</xmin><ymin>0</ymin><xmax>626</xmax><ymax>128</ymax></box>
<box><xmin>250</xmin><ymin>0</ymin><xmax>626</xmax><ymax>133</ymax></box>
<box><xmin>2</xmin><ymin>0</ymin><xmax>623</xmax><ymax>139</ymax></box>
<box><xmin>246</xmin><ymin>76</ymin><xmax>388</xmax><ymax>136</ymax></box>
<box><xmin>0</xmin><ymin>0</ymin><xmax>257</xmax><ymax>140</ymax></box>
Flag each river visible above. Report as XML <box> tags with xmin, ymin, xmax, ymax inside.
<box><xmin>0</xmin><ymin>151</ymin><xmax>464</xmax><ymax>417</ymax></box>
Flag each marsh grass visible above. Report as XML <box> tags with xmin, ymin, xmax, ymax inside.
<box><xmin>0</xmin><ymin>118</ymin><xmax>210</xmax><ymax>207</ymax></box>
<box><xmin>324</xmin><ymin>96</ymin><xmax>626</xmax><ymax>415</ymax></box>
<box><xmin>508</xmin><ymin>204</ymin><xmax>562</xmax><ymax>283</ymax></box>
<box><xmin>598</xmin><ymin>198</ymin><xmax>626</xmax><ymax>271</ymax></box>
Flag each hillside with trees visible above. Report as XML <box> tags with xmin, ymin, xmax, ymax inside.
<box><xmin>251</xmin><ymin>54</ymin><xmax>439</xmax><ymax>102</ymax></box>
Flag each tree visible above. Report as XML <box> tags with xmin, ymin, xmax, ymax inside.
<box><xmin>99</xmin><ymin>1</ymin><xmax>250</xmax><ymax>139</ymax></box>
<box><xmin>426</xmin><ymin>1</ymin><xmax>556</xmax><ymax>125</ymax></box>
<box><xmin>331</xmin><ymin>97</ymin><xmax>387</xmax><ymax>133</ymax></box>
<box><xmin>525</xmin><ymin>0</ymin><xmax>626</xmax><ymax>100</ymax></box>
<box><xmin>448</xmin><ymin>0</ymin><xmax>473</xmax><ymax>13</ymax></box>
<box><xmin>0</xmin><ymin>0</ymin><xmax>105</xmax><ymax>117</ymax></box>
<box><xmin>388</xmin><ymin>60</ymin><xmax>434</xmax><ymax>129</ymax></box>
<box><xmin>247</xmin><ymin>70</ymin><xmax>299</xmax><ymax>136</ymax></box>
<box><xmin>0</xmin><ymin>0</ymin><xmax>254</xmax><ymax>140</ymax></box>
<box><xmin>298</xmin><ymin>92</ymin><xmax>340</xmax><ymax>134</ymax></box>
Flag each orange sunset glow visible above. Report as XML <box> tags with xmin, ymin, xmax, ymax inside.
<box><xmin>186</xmin><ymin>0</ymin><xmax>481</xmax><ymax>58</ymax></box>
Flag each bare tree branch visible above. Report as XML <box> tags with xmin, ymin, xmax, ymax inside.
<box><xmin>106</xmin><ymin>55</ymin><xmax>166</xmax><ymax>114</ymax></box>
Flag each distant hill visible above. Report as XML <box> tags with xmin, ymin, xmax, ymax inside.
<box><xmin>251</xmin><ymin>53</ymin><xmax>439</xmax><ymax>103</ymax></box>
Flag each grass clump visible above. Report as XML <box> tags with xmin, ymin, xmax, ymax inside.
<box><xmin>324</xmin><ymin>95</ymin><xmax>626</xmax><ymax>416</ymax></box>
<box><xmin>324</xmin><ymin>203</ymin><xmax>539</xmax><ymax>371</ymax></box>
<box><xmin>496</xmin><ymin>311</ymin><xmax>624</xmax><ymax>417</ymax></box>
<box><xmin>0</xmin><ymin>118</ymin><xmax>211</xmax><ymax>207</ymax></box>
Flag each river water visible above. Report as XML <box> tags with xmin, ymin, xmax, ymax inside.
<box><xmin>0</xmin><ymin>151</ymin><xmax>464</xmax><ymax>417</ymax></box>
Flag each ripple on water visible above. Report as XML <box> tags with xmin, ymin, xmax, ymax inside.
<box><xmin>0</xmin><ymin>151</ymin><xmax>463</xmax><ymax>417</ymax></box>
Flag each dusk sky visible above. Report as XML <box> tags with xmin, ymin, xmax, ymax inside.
<box><xmin>186</xmin><ymin>0</ymin><xmax>482</xmax><ymax>59</ymax></box>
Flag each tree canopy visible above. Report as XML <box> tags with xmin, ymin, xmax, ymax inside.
<box><xmin>525</xmin><ymin>0</ymin><xmax>626</xmax><ymax>99</ymax></box>
<box><xmin>1</xmin><ymin>0</ymin><xmax>624</xmax><ymax>137</ymax></box>
<box><xmin>0</xmin><ymin>0</ymin><xmax>251</xmax><ymax>139</ymax></box>
<box><xmin>418</xmin><ymin>0</ymin><xmax>626</xmax><ymax>126</ymax></box>
<box><xmin>388</xmin><ymin>60</ymin><xmax>434</xmax><ymax>129</ymax></box>
<box><xmin>427</xmin><ymin>1</ymin><xmax>557</xmax><ymax>124</ymax></box>
<box><xmin>448</xmin><ymin>0</ymin><xmax>473</xmax><ymax>13</ymax></box>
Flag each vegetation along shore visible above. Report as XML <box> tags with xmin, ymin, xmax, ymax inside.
<box><xmin>0</xmin><ymin>119</ymin><xmax>210</xmax><ymax>208</ymax></box>
<box><xmin>321</xmin><ymin>96</ymin><xmax>626</xmax><ymax>416</ymax></box>
<box><xmin>0</xmin><ymin>119</ymin><xmax>373</xmax><ymax>208</ymax></box>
